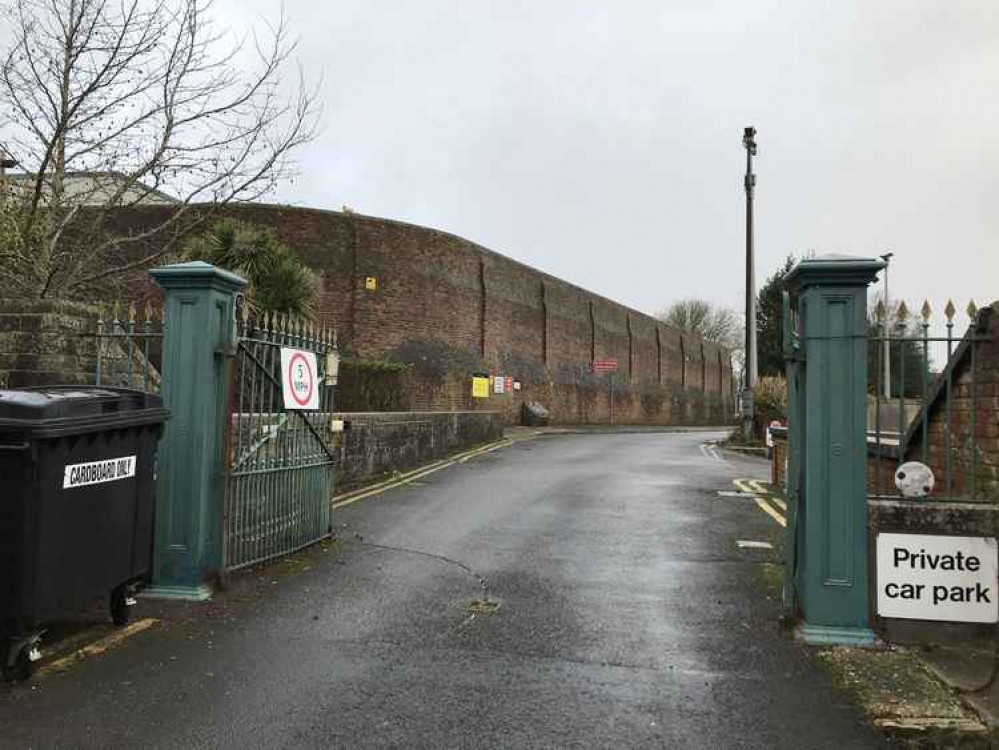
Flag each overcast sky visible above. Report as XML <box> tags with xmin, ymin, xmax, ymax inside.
<box><xmin>217</xmin><ymin>0</ymin><xmax>997</xmax><ymax>323</ymax></box>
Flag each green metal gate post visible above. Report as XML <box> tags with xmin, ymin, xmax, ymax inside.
<box><xmin>145</xmin><ymin>261</ymin><xmax>247</xmax><ymax>600</ymax></box>
<box><xmin>785</xmin><ymin>255</ymin><xmax>884</xmax><ymax>646</ymax></box>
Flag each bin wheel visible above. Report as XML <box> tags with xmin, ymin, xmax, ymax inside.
<box><xmin>2</xmin><ymin>647</ymin><xmax>34</xmax><ymax>683</ymax></box>
<box><xmin>110</xmin><ymin>586</ymin><xmax>130</xmax><ymax>626</ymax></box>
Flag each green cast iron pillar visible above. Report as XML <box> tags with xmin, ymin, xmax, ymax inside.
<box><xmin>145</xmin><ymin>261</ymin><xmax>247</xmax><ymax>600</ymax></box>
<box><xmin>785</xmin><ymin>254</ymin><xmax>884</xmax><ymax>646</ymax></box>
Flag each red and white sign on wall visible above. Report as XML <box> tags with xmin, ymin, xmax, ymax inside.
<box><xmin>280</xmin><ymin>348</ymin><xmax>320</xmax><ymax>410</ymax></box>
<box><xmin>592</xmin><ymin>359</ymin><xmax>618</xmax><ymax>373</ymax></box>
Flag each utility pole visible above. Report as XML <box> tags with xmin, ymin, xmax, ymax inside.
<box><xmin>742</xmin><ymin>126</ymin><xmax>758</xmax><ymax>439</ymax></box>
<box><xmin>879</xmin><ymin>252</ymin><xmax>893</xmax><ymax>400</ymax></box>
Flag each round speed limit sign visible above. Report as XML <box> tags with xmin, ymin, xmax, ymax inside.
<box><xmin>280</xmin><ymin>348</ymin><xmax>320</xmax><ymax>410</ymax></box>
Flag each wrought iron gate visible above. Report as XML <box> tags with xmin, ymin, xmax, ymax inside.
<box><xmin>222</xmin><ymin>306</ymin><xmax>338</xmax><ymax>571</ymax></box>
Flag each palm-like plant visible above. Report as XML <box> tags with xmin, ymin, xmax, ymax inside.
<box><xmin>187</xmin><ymin>221</ymin><xmax>316</xmax><ymax>317</ymax></box>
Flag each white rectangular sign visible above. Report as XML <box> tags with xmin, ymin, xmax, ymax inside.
<box><xmin>493</xmin><ymin>376</ymin><xmax>505</xmax><ymax>394</ymax></box>
<box><xmin>63</xmin><ymin>455</ymin><xmax>136</xmax><ymax>489</ymax></box>
<box><xmin>280</xmin><ymin>348</ymin><xmax>320</xmax><ymax>410</ymax></box>
<box><xmin>877</xmin><ymin>533</ymin><xmax>998</xmax><ymax>623</ymax></box>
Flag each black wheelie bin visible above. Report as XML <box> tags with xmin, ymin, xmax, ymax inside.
<box><xmin>0</xmin><ymin>386</ymin><xmax>168</xmax><ymax>682</ymax></box>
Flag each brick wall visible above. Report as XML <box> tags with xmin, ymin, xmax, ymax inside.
<box><xmin>331</xmin><ymin>411</ymin><xmax>505</xmax><ymax>492</ymax></box>
<box><xmin>86</xmin><ymin>203</ymin><xmax>736</xmax><ymax>425</ymax></box>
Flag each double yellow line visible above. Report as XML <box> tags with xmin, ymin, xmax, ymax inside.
<box><xmin>734</xmin><ymin>478</ymin><xmax>787</xmax><ymax>528</ymax></box>
<box><xmin>34</xmin><ymin>618</ymin><xmax>159</xmax><ymax>679</ymax></box>
<box><xmin>331</xmin><ymin>437</ymin><xmax>521</xmax><ymax>510</ymax></box>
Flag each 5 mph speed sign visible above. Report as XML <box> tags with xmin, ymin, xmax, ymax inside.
<box><xmin>280</xmin><ymin>348</ymin><xmax>320</xmax><ymax>410</ymax></box>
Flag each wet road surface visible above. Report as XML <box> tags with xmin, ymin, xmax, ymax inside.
<box><xmin>0</xmin><ymin>431</ymin><xmax>885</xmax><ymax>748</ymax></box>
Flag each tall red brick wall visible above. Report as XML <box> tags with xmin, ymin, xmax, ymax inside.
<box><xmin>99</xmin><ymin>203</ymin><xmax>735</xmax><ymax>425</ymax></box>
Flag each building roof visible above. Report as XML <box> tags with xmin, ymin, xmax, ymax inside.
<box><xmin>4</xmin><ymin>171</ymin><xmax>177</xmax><ymax>205</ymax></box>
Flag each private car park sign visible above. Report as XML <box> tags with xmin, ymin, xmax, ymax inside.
<box><xmin>281</xmin><ymin>348</ymin><xmax>319</xmax><ymax>410</ymax></box>
<box><xmin>877</xmin><ymin>533</ymin><xmax>998</xmax><ymax>623</ymax></box>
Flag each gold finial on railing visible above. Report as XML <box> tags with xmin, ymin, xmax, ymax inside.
<box><xmin>127</xmin><ymin>301</ymin><xmax>137</xmax><ymax>323</ymax></box>
<box><xmin>112</xmin><ymin>299</ymin><xmax>121</xmax><ymax>323</ymax></box>
<box><xmin>97</xmin><ymin>301</ymin><xmax>105</xmax><ymax>324</ymax></box>
<box><xmin>144</xmin><ymin>300</ymin><xmax>154</xmax><ymax>323</ymax></box>
<box><xmin>874</xmin><ymin>299</ymin><xmax>885</xmax><ymax>322</ymax></box>
<box><xmin>896</xmin><ymin>300</ymin><xmax>909</xmax><ymax>321</ymax></box>
<box><xmin>920</xmin><ymin>300</ymin><xmax>932</xmax><ymax>323</ymax></box>
<box><xmin>968</xmin><ymin>300</ymin><xmax>978</xmax><ymax>320</ymax></box>
<box><xmin>944</xmin><ymin>299</ymin><xmax>956</xmax><ymax>323</ymax></box>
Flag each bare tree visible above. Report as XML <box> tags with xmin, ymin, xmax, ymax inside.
<box><xmin>0</xmin><ymin>0</ymin><xmax>320</xmax><ymax>297</ymax></box>
<box><xmin>657</xmin><ymin>298</ymin><xmax>743</xmax><ymax>349</ymax></box>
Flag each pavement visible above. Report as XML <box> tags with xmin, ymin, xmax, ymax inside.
<box><xmin>917</xmin><ymin>638</ymin><xmax>999</xmax><ymax>746</ymax></box>
<box><xmin>0</xmin><ymin>430</ymin><xmax>888</xmax><ymax>749</ymax></box>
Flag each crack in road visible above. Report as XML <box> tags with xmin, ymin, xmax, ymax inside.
<box><xmin>342</xmin><ymin>537</ymin><xmax>491</xmax><ymax>601</ymax></box>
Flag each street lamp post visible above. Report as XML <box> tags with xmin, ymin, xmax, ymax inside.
<box><xmin>742</xmin><ymin>126</ymin><xmax>758</xmax><ymax>439</ymax></box>
<box><xmin>880</xmin><ymin>252</ymin><xmax>893</xmax><ymax>400</ymax></box>
<box><xmin>0</xmin><ymin>153</ymin><xmax>17</xmax><ymax>200</ymax></box>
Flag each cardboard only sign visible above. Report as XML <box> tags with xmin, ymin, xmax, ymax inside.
<box><xmin>280</xmin><ymin>348</ymin><xmax>320</xmax><ymax>410</ymax></box>
<box><xmin>877</xmin><ymin>533</ymin><xmax>998</xmax><ymax>623</ymax></box>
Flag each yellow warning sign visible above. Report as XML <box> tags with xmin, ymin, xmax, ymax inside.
<box><xmin>365</xmin><ymin>276</ymin><xmax>377</xmax><ymax>291</ymax></box>
<box><xmin>471</xmin><ymin>376</ymin><xmax>490</xmax><ymax>399</ymax></box>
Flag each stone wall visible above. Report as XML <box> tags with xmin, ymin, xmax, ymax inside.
<box><xmin>93</xmin><ymin>203</ymin><xmax>735</xmax><ymax>426</ymax></box>
<box><xmin>331</xmin><ymin>411</ymin><xmax>505</xmax><ymax>493</ymax></box>
<box><xmin>0</xmin><ymin>299</ymin><xmax>97</xmax><ymax>388</ymax></box>
<box><xmin>868</xmin><ymin>499</ymin><xmax>999</xmax><ymax>643</ymax></box>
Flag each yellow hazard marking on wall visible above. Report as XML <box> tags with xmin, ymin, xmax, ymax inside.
<box><xmin>364</xmin><ymin>276</ymin><xmax>377</xmax><ymax>291</ymax></box>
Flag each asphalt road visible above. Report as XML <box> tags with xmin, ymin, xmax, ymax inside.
<box><xmin>0</xmin><ymin>431</ymin><xmax>885</xmax><ymax>749</ymax></box>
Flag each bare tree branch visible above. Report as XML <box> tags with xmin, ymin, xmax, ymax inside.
<box><xmin>0</xmin><ymin>0</ymin><xmax>321</xmax><ymax>298</ymax></box>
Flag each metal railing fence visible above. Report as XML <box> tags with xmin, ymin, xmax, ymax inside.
<box><xmin>91</xmin><ymin>300</ymin><xmax>164</xmax><ymax>392</ymax></box>
<box><xmin>870</xmin><ymin>299</ymin><xmax>990</xmax><ymax>501</ymax></box>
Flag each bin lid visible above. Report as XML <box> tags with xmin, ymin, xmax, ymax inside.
<box><xmin>0</xmin><ymin>386</ymin><xmax>167</xmax><ymax>437</ymax></box>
